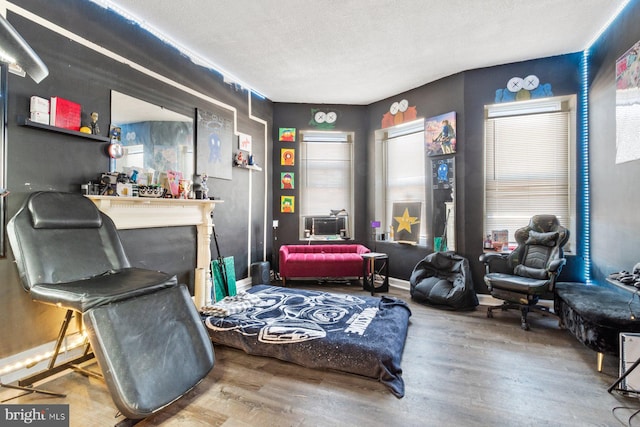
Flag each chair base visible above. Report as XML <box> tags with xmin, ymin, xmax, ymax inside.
<box><xmin>487</xmin><ymin>301</ymin><xmax>555</xmax><ymax>330</ymax></box>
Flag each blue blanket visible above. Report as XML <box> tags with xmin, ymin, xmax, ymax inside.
<box><xmin>205</xmin><ymin>285</ymin><xmax>411</xmax><ymax>397</ymax></box>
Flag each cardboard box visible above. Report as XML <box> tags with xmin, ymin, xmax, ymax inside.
<box><xmin>30</xmin><ymin>96</ymin><xmax>49</xmax><ymax>113</ymax></box>
<box><xmin>30</xmin><ymin>111</ymin><xmax>50</xmax><ymax>125</ymax></box>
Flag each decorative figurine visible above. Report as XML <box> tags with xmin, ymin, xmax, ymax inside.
<box><xmin>201</xmin><ymin>173</ymin><xmax>209</xmax><ymax>199</ymax></box>
<box><xmin>90</xmin><ymin>112</ymin><xmax>100</xmax><ymax>135</ymax></box>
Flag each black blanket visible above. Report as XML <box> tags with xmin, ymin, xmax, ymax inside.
<box><xmin>204</xmin><ymin>285</ymin><xmax>411</xmax><ymax>397</ymax></box>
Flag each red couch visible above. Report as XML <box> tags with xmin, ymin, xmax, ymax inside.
<box><xmin>279</xmin><ymin>244</ymin><xmax>370</xmax><ymax>285</ymax></box>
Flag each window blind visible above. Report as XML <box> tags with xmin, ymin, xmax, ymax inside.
<box><xmin>385</xmin><ymin>131</ymin><xmax>426</xmax><ymax>239</ymax></box>
<box><xmin>484</xmin><ymin>111</ymin><xmax>570</xmax><ymax>242</ymax></box>
<box><xmin>299</xmin><ymin>138</ymin><xmax>353</xmax><ymax>218</ymax></box>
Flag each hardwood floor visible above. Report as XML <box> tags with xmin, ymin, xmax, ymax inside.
<box><xmin>1</xmin><ymin>281</ymin><xmax>637</xmax><ymax>426</ymax></box>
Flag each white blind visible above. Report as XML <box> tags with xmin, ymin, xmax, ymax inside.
<box><xmin>484</xmin><ymin>111</ymin><xmax>569</xmax><ymax>242</ymax></box>
<box><xmin>385</xmin><ymin>131</ymin><xmax>426</xmax><ymax>238</ymax></box>
<box><xmin>300</xmin><ymin>140</ymin><xmax>352</xmax><ymax>217</ymax></box>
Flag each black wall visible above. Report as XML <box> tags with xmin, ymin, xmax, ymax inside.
<box><xmin>589</xmin><ymin>1</ymin><xmax>640</xmax><ymax>285</ymax></box>
<box><xmin>274</xmin><ymin>53</ymin><xmax>586</xmax><ymax>288</ymax></box>
<box><xmin>270</xmin><ymin>103</ymin><xmax>369</xmax><ymax>267</ymax></box>
<box><xmin>0</xmin><ymin>0</ymin><xmax>272</xmax><ymax>358</ymax></box>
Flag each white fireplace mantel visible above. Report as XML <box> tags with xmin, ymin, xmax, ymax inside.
<box><xmin>87</xmin><ymin>195</ymin><xmax>222</xmax><ymax>308</ymax></box>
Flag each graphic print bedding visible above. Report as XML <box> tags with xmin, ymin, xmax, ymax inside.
<box><xmin>204</xmin><ymin>285</ymin><xmax>411</xmax><ymax>397</ymax></box>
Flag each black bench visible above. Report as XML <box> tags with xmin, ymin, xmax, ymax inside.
<box><xmin>554</xmin><ymin>282</ymin><xmax>640</xmax><ymax>371</ymax></box>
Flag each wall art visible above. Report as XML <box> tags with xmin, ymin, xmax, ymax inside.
<box><xmin>392</xmin><ymin>201</ymin><xmax>421</xmax><ymax>245</ymax></box>
<box><xmin>238</xmin><ymin>132</ymin><xmax>252</xmax><ymax>152</ymax></box>
<box><xmin>281</xmin><ymin>172</ymin><xmax>295</xmax><ymax>189</ymax></box>
<box><xmin>281</xmin><ymin>195</ymin><xmax>295</xmax><ymax>213</ymax></box>
<box><xmin>196</xmin><ymin>107</ymin><xmax>234</xmax><ymax>180</ymax></box>
<box><xmin>281</xmin><ymin>148</ymin><xmax>295</xmax><ymax>166</ymax></box>
<box><xmin>278</xmin><ymin>127</ymin><xmax>296</xmax><ymax>142</ymax></box>
<box><xmin>425</xmin><ymin>111</ymin><xmax>456</xmax><ymax>156</ymax></box>
<box><xmin>615</xmin><ymin>38</ymin><xmax>640</xmax><ymax>164</ymax></box>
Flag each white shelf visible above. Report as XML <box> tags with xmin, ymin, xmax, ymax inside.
<box><xmin>236</xmin><ymin>164</ymin><xmax>262</xmax><ymax>171</ymax></box>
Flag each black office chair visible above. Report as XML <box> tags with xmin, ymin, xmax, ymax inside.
<box><xmin>7</xmin><ymin>191</ymin><xmax>214</xmax><ymax>420</ymax></box>
<box><xmin>479</xmin><ymin>215</ymin><xmax>569</xmax><ymax>330</ymax></box>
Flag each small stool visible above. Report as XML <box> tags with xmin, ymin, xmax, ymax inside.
<box><xmin>361</xmin><ymin>252</ymin><xmax>389</xmax><ymax>295</ymax></box>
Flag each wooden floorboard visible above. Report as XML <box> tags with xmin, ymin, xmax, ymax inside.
<box><xmin>1</xmin><ymin>281</ymin><xmax>637</xmax><ymax>426</ymax></box>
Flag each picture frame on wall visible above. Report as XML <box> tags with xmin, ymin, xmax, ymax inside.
<box><xmin>392</xmin><ymin>201</ymin><xmax>421</xmax><ymax>245</ymax></box>
<box><xmin>196</xmin><ymin>107</ymin><xmax>234</xmax><ymax>180</ymax></box>
<box><xmin>238</xmin><ymin>132</ymin><xmax>252</xmax><ymax>152</ymax></box>
<box><xmin>425</xmin><ymin>111</ymin><xmax>456</xmax><ymax>156</ymax></box>
<box><xmin>281</xmin><ymin>172</ymin><xmax>294</xmax><ymax>189</ymax></box>
<box><xmin>281</xmin><ymin>195</ymin><xmax>295</xmax><ymax>213</ymax></box>
<box><xmin>278</xmin><ymin>127</ymin><xmax>296</xmax><ymax>142</ymax></box>
<box><xmin>281</xmin><ymin>148</ymin><xmax>295</xmax><ymax>166</ymax></box>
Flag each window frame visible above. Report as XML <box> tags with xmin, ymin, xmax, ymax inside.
<box><xmin>483</xmin><ymin>96</ymin><xmax>576</xmax><ymax>252</ymax></box>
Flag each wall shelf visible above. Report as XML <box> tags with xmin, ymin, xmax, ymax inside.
<box><xmin>18</xmin><ymin>116</ymin><xmax>110</xmax><ymax>142</ymax></box>
<box><xmin>235</xmin><ymin>164</ymin><xmax>262</xmax><ymax>171</ymax></box>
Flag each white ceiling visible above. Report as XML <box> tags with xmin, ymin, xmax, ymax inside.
<box><xmin>98</xmin><ymin>0</ymin><xmax>628</xmax><ymax>105</ymax></box>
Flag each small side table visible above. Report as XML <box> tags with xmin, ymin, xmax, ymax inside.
<box><xmin>361</xmin><ymin>252</ymin><xmax>389</xmax><ymax>295</ymax></box>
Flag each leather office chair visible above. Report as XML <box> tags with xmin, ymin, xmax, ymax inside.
<box><xmin>479</xmin><ymin>215</ymin><xmax>569</xmax><ymax>330</ymax></box>
<box><xmin>7</xmin><ymin>191</ymin><xmax>214</xmax><ymax>420</ymax></box>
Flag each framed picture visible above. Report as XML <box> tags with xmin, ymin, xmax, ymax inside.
<box><xmin>238</xmin><ymin>132</ymin><xmax>252</xmax><ymax>152</ymax></box>
<box><xmin>196</xmin><ymin>107</ymin><xmax>234</xmax><ymax>180</ymax></box>
<box><xmin>278</xmin><ymin>127</ymin><xmax>296</xmax><ymax>142</ymax></box>
<box><xmin>425</xmin><ymin>111</ymin><xmax>456</xmax><ymax>156</ymax></box>
<box><xmin>392</xmin><ymin>201</ymin><xmax>421</xmax><ymax>245</ymax></box>
<box><xmin>281</xmin><ymin>172</ymin><xmax>295</xmax><ymax>189</ymax></box>
<box><xmin>281</xmin><ymin>148</ymin><xmax>295</xmax><ymax>166</ymax></box>
<box><xmin>281</xmin><ymin>196</ymin><xmax>295</xmax><ymax>213</ymax></box>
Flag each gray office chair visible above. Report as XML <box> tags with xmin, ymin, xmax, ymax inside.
<box><xmin>7</xmin><ymin>191</ymin><xmax>214</xmax><ymax>420</ymax></box>
<box><xmin>479</xmin><ymin>215</ymin><xmax>569</xmax><ymax>330</ymax></box>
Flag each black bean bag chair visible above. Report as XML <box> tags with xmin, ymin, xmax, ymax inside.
<box><xmin>410</xmin><ymin>251</ymin><xmax>478</xmax><ymax>310</ymax></box>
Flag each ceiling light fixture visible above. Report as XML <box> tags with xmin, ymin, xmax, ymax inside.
<box><xmin>0</xmin><ymin>13</ymin><xmax>48</xmax><ymax>83</ymax></box>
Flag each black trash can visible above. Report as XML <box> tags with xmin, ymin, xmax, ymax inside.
<box><xmin>250</xmin><ymin>261</ymin><xmax>271</xmax><ymax>285</ymax></box>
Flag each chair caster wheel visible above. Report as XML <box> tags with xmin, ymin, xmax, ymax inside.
<box><xmin>521</xmin><ymin>322</ymin><xmax>530</xmax><ymax>331</ymax></box>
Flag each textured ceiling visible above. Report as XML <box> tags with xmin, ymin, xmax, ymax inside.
<box><xmin>98</xmin><ymin>0</ymin><xmax>628</xmax><ymax>105</ymax></box>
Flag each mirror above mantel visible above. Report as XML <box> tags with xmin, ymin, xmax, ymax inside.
<box><xmin>110</xmin><ymin>90</ymin><xmax>194</xmax><ymax>180</ymax></box>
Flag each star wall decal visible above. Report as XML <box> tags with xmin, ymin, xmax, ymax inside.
<box><xmin>394</xmin><ymin>208</ymin><xmax>419</xmax><ymax>233</ymax></box>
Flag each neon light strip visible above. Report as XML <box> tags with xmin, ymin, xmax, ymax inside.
<box><xmin>5</xmin><ymin>1</ymin><xmax>239</xmax><ymax>132</ymax></box>
<box><xmin>579</xmin><ymin>50</ymin><xmax>591</xmax><ymax>284</ymax></box>
<box><xmin>87</xmin><ymin>0</ymin><xmax>265</xmax><ymax>99</ymax></box>
<box><xmin>584</xmin><ymin>0</ymin><xmax>632</xmax><ymax>49</ymax></box>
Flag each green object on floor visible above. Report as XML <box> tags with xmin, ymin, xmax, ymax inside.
<box><xmin>212</xmin><ymin>256</ymin><xmax>236</xmax><ymax>301</ymax></box>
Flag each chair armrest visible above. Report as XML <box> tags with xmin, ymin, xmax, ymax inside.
<box><xmin>479</xmin><ymin>252</ymin><xmax>510</xmax><ymax>274</ymax></box>
<box><xmin>548</xmin><ymin>258</ymin><xmax>567</xmax><ymax>273</ymax></box>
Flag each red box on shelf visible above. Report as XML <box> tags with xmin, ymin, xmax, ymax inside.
<box><xmin>49</xmin><ymin>96</ymin><xmax>81</xmax><ymax>131</ymax></box>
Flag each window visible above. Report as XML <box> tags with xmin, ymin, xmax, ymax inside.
<box><xmin>299</xmin><ymin>131</ymin><xmax>354</xmax><ymax>240</ymax></box>
<box><xmin>375</xmin><ymin>120</ymin><xmax>428</xmax><ymax>245</ymax></box>
<box><xmin>484</xmin><ymin>96</ymin><xmax>576</xmax><ymax>251</ymax></box>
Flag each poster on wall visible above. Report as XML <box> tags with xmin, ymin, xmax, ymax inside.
<box><xmin>278</xmin><ymin>127</ymin><xmax>296</xmax><ymax>142</ymax></box>
<box><xmin>281</xmin><ymin>172</ymin><xmax>295</xmax><ymax>189</ymax></box>
<box><xmin>281</xmin><ymin>148</ymin><xmax>295</xmax><ymax>166</ymax></box>
<box><xmin>238</xmin><ymin>132</ymin><xmax>252</xmax><ymax>151</ymax></box>
<box><xmin>425</xmin><ymin>111</ymin><xmax>456</xmax><ymax>156</ymax></box>
<box><xmin>196</xmin><ymin>108</ymin><xmax>234</xmax><ymax>180</ymax></box>
<box><xmin>281</xmin><ymin>196</ymin><xmax>295</xmax><ymax>213</ymax></box>
<box><xmin>392</xmin><ymin>202</ymin><xmax>421</xmax><ymax>245</ymax></box>
<box><xmin>615</xmin><ymin>39</ymin><xmax>640</xmax><ymax>164</ymax></box>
